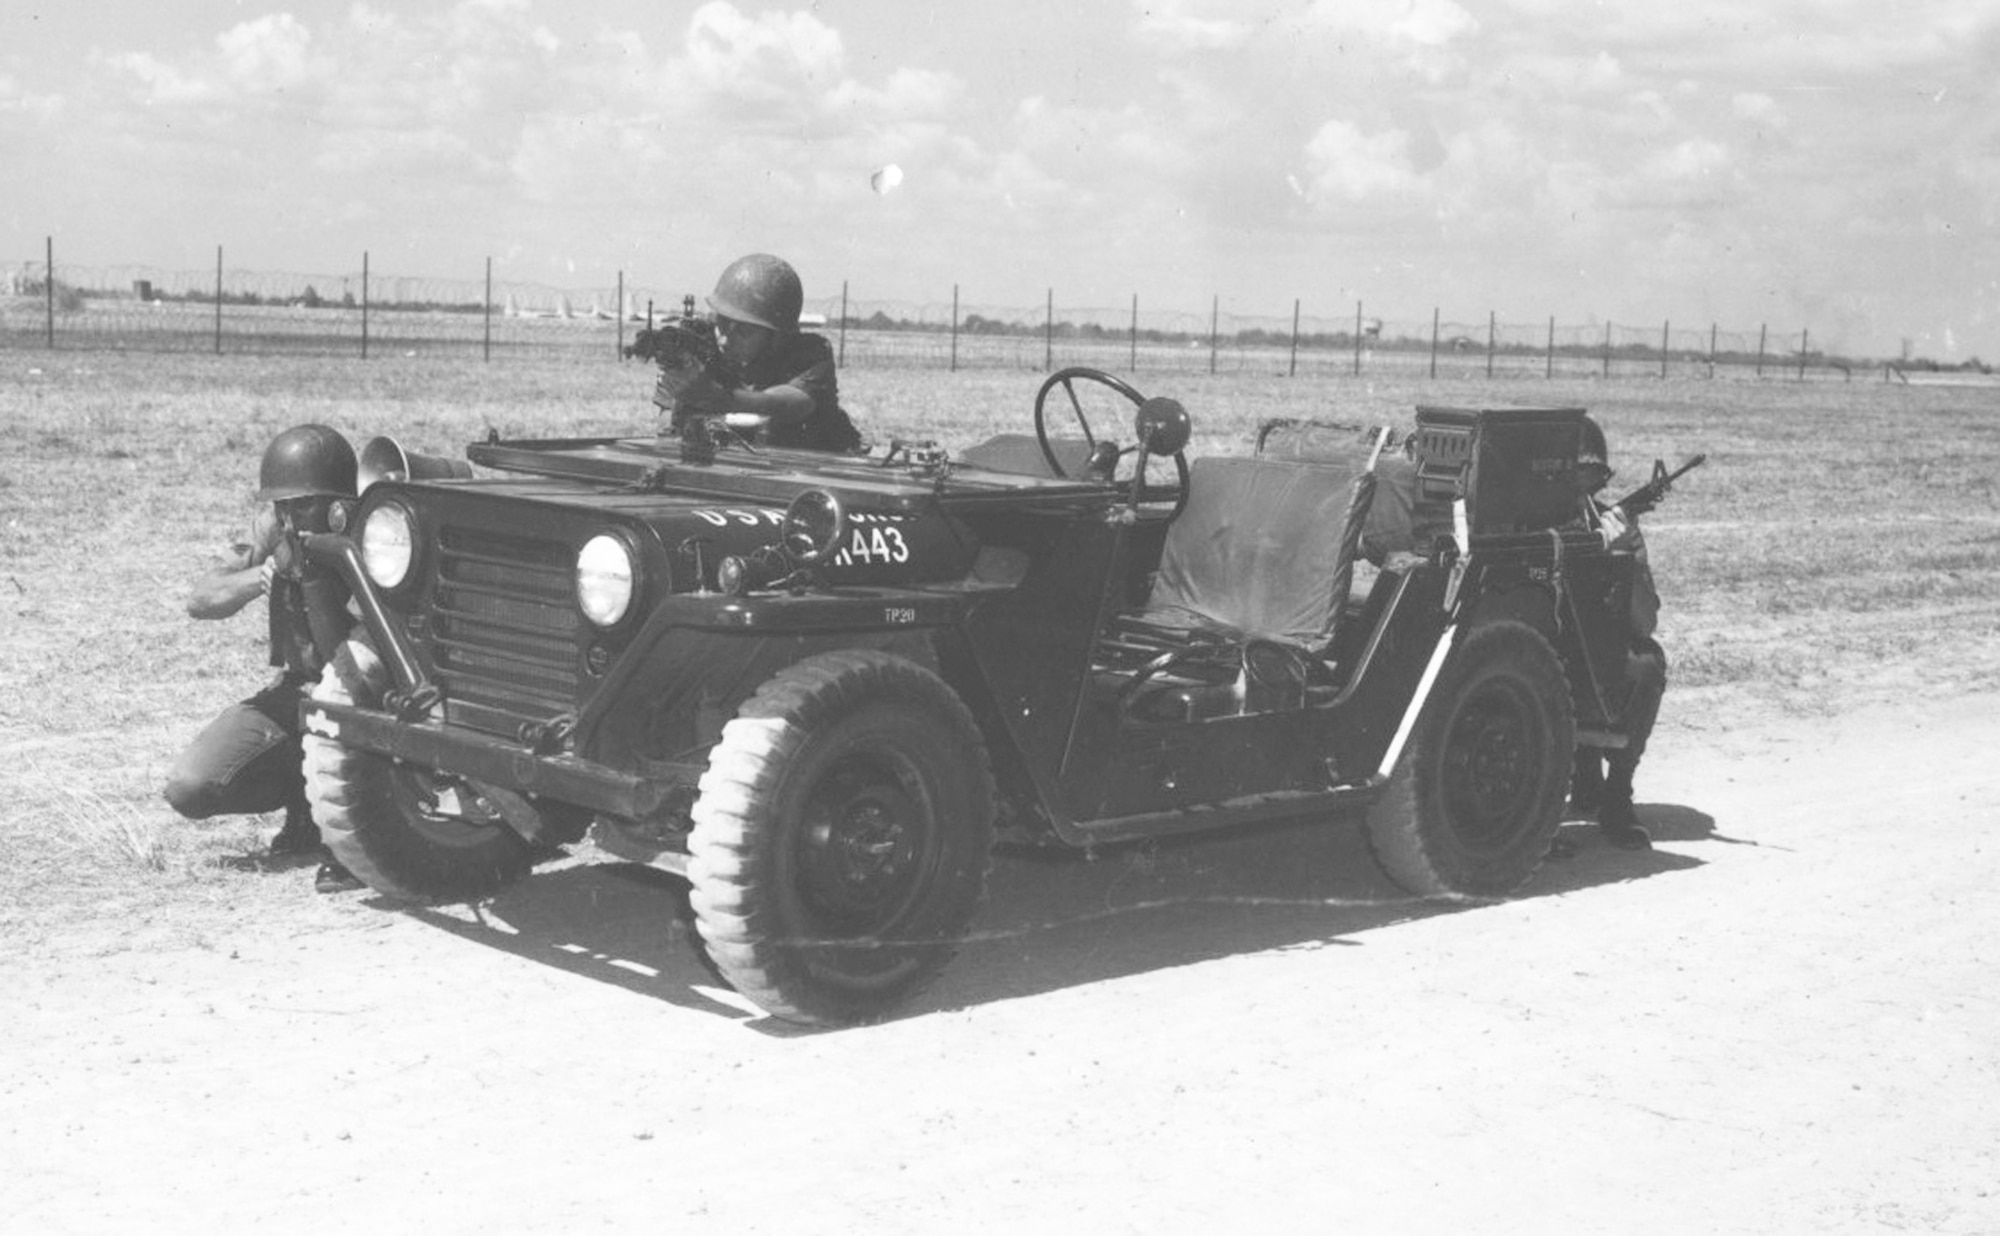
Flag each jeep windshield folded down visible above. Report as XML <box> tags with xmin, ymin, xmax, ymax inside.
<box><xmin>297</xmin><ymin>368</ymin><xmax>1645</xmax><ymax>1024</ymax></box>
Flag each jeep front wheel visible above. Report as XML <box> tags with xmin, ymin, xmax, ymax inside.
<box><xmin>1366</xmin><ymin>620</ymin><xmax>1573</xmax><ymax>898</ymax></box>
<box><xmin>687</xmin><ymin>650</ymin><xmax>997</xmax><ymax>1026</ymax></box>
<box><xmin>302</xmin><ymin>641</ymin><xmax>536</xmax><ymax>902</ymax></box>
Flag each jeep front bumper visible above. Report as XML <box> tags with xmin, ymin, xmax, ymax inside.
<box><xmin>300</xmin><ymin>698</ymin><xmax>701</xmax><ymax>821</ymax></box>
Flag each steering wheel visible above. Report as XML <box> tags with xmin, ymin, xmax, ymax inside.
<box><xmin>1033</xmin><ymin>367</ymin><xmax>1190</xmax><ymax>518</ymax></box>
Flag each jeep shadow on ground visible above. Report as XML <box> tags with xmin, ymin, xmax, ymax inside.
<box><xmin>391</xmin><ymin>800</ymin><xmax>1712</xmax><ymax>1031</ymax></box>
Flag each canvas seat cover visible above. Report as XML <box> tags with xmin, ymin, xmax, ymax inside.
<box><xmin>1141</xmin><ymin>454</ymin><xmax>1371</xmax><ymax>646</ymax></box>
<box><xmin>1256</xmin><ymin>419</ymin><xmax>1422</xmax><ymax>562</ymax></box>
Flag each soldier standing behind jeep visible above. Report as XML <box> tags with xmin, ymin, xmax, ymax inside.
<box><xmin>163</xmin><ymin>424</ymin><xmax>363</xmax><ymax>893</ymax></box>
<box><xmin>652</xmin><ymin>253</ymin><xmax>863</xmax><ymax>453</ymax></box>
<box><xmin>1570</xmin><ymin>415</ymin><xmax>1667</xmax><ymax>850</ymax></box>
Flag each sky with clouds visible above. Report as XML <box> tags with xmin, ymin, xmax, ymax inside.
<box><xmin>3</xmin><ymin>0</ymin><xmax>1996</xmax><ymax>360</ymax></box>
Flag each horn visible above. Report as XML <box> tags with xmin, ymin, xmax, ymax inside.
<box><xmin>358</xmin><ymin>436</ymin><xmax>473</xmax><ymax>490</ymax></box>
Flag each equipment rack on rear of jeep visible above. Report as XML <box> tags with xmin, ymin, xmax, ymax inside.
<box><xmin>295</xmin><ymin>367</ymin><xmax>1645</xmax><ymax>1025</ymax></box>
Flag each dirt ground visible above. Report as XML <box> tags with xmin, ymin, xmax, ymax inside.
<box><xmin>4</xmin><ymin>686</ymin><xmax>1998</xmax><ymax>1236</ymax></box>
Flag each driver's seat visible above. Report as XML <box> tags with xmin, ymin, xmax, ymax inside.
<box><xmin>1096</xmin><ymin>451</ymin><xmax>1378</xmax><ymax>716</ymax></box>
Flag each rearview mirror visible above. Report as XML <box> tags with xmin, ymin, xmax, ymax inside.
<box><xmin>1134</xmin><ymin>397</ymin><xmax>1190</xmax><ymax>457</ymax></box>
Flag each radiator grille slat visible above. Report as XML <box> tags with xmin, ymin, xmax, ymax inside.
<box><xmin>429</xmin><ymin>525</ymin><xmax>581</xmax><ymax>735</ymax></box>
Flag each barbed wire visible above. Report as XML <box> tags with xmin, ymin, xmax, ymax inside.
<box><xmin>2</xmin><ymin>252</ymin><xmax>1964</xmax><ymax>377</ymax></box>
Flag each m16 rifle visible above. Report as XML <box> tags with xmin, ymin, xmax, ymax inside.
<box><xmin>269</xmin><ymin>499</ymin><xmax>355</xmax><ymax>674</ymax></box>
<box><xmin>1613</xmin><ymin>453</ymin><xmax>1707</xmax><ymax>518</ymax></box>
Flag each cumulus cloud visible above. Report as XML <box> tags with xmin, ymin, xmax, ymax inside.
<box><xmin>0</xmin><ymin>70</ymin><xmax>63</xmax><ymax>119</ymax></box>
<box><xmin>1132</xmin><ymin>0</ymin><xmax>1251</xmax><ymax>50</ymax></box>
<box><xmin>1731</xmin><ymin>91</ymin><xmax>1788</xmax><ymax>129</ymax></box>
<box><xmin>1606</xmin><ymin>137</ymin><xmax>1736</xmax><ymax>211</ymax></box>
<box><xmin>102</xmin><ymin>14</ymin><xmax>330</xmax><ymax>104</ymax></box>
<box><xmin>677</xmin><ymin>2</ymin><xmax>844</xmax><ymax>104</ymax></box>
<box><xmin>1295</xmin><ymin>0</ymin><xmax>1477</xmax><ymax>80</ymax></box>
<box><xmin>827</xmin><ymin>66</ymin><xmax>961</xmax><ymax>116</ymax></box>
<box><xmin>1301</xmin><ymin>119</ymin><xmax>1424</xmax><ymax>202</ymax></box>
<box><xmin>216</xmin><ymin>14</ymin><xmax>321</xmax><ymax>92</ymax></box>
<box><xmin>104</xmin><ymin>50</ymin><xmax>222</xmax><ymax>104</ymax></box>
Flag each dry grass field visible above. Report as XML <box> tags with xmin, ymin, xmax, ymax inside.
<box><xmin>3</xmin><ymin>351</ymin><xmax>1998</xmax><ymax>1234</ymax></box>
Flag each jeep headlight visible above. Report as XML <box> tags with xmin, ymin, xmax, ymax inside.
<box><xmin>576</xmin><ymin>534</ymin><xmax>636</xmax><ymax>627</ymax></box>
<box><xmin>361</xmin><ymin>502</ymin><xmax>415</xmax><ymax>589</ymax></box>
<box><xmin>781</xmin><ymin>489</ymin><xmax>846</xmax><ymax>564</ymax></box>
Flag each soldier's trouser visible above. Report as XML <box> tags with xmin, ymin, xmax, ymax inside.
<box><xmin>1579</xmin><ymin>638</ymin><xmax>1668</xmax><ymax>803</ymax></box>
<box><xmin>163</xmin><ymin>676</ymin><xmax>308</xmax><ymax>820</ymax></box>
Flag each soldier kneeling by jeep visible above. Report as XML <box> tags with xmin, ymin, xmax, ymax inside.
<box><xmin>1567</xmin><ymin>415</ymin><xmax>1666</xmax><ymax>850</ymax></box>
<box><xmin>163</xmin><ymin>424</ymin><xmax>365</xmax><ymax>893</ymax></box>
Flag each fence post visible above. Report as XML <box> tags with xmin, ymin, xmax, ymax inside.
<box><xmin>485</xmin><ymin>258</ymin><xmax>494</xmax><ymax>363</ymax></box>
<box><xmin>1289</xmin><ymin>298</ymin><xmax>1301</xmax><ymax>377</ymax></box>
<box><xmin>1660</xmin><ymin>320</ymin><xmax>1669</xmax><ymax>379</ymax></box>
<box><xmin>838</xmin><ymin>280</ymin><xmax>849</xmax><ymax>366</ymax></box>
<box><xmin>361</xmin><ymin>251</ymin><xmax>370</xmax><ymax>360</ymax></box>
<box><xmin>1045</xmin><ymin>288</ymin><xmax>1054</xmax><ymax>372</ymax></box>
<box><xmin>1602</xmin><ymin>321</ymin><xmax>1612</xmax><ymax>378</ymax></box>
<box><xmin>1209</xmin><ymin>295</ymin><xmax>1219</xmax><ymax>375</ymax></box>
<box><xmin>1429</xmin><ymin>307</ymin><xmax>1439</xmax><ymax>379</ymax></box>
<box><xmin>1546</xmin><ymin>315</ymin><xmax>1554</xmax><ymax>379</ymax></box>
<box><xmin>1353</xmin><ymin>301</ymin><xmax>1363</xmax><ymax>377</ymax></box>
<box><xmin>1709</xmin><ymin>323</ymin><xmax>1717</xmax><ymax>379</ymax></box>
<box><xmin>1487</xmin><ymin>310</ymin><xmax>1496</xmax><ymax>378</ymax></box>
<box><xmin>214</xmin><ymin>245</ymin><xmax>224</xmax><ymax>356</ymax></box>
<box><xmin>1798</xmin><ymin>328</ymin><xmax>1809</xmax><ymax>380</ymax></box>
<box><xmin>1130</xmin><ymin>293</ymin><xmax>1138</xmax><ymax>372</ymax></box>
<box><xmin>1756</xmin><ymin>323</ymin><xmax>1766</xmax><ymax>376</ymax></box>
<box><xmin>951</xmin><ymin>284</ymin><xmax>960</xmax><ymax>373</ymax></box>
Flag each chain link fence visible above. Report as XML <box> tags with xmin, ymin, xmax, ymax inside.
<box><xmin>1</xmin><ymin>248</ymin><xmax>1949</xmax><ymax>382</ymax></box>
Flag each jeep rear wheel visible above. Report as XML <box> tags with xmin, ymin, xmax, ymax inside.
<box><xmin>687</xmin><ymin>650</ymin><xmax>996</xmax><ymax>1026</ymax></box>
<box><xmin>1366</xmin><ymin>620</ymin><xmax>1573</xmax><ymax>898</ymax></box>
<box><xmin>303</xmin><ymin>641</ymin><xmax>536</xmax><ymax>902</ymax></box>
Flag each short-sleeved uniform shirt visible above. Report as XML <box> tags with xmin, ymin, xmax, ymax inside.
<box><xmin>741</xmin><ymin>332</ymin><xmax>862</xmax><ymax>452</ymax></box>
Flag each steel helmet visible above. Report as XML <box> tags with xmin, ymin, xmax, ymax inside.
<box><xmin>707</xmin><ymin>253</ymin><xmax>804</xmax><ymax>333</ymax></box>
<box><xmin>1577</xmin><ymin>415</ymin><xmax>1612</xmax><ymax>480</ymax></box>
<box><xmin>256</xmin><ymin>423</ymin><xmax>357</xmax><ymax>501</ymax></box>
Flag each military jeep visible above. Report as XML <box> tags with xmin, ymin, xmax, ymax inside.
<box><xmin>296</xmin><ymin>368</ymin><xmax>1645</xmax><ymax>1025</ymax></box>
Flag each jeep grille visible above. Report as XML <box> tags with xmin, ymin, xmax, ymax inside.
<box><xmin>430</xmin><ymin>525</ymin><xmax>580</xmax><ymax>736</ymax></box>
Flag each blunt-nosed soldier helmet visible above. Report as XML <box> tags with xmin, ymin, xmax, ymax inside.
<box><xmin>256</xmin><ymin>423</ymin><xmax>357</xmax><ymax>501</ymax></box>
<box><xmin>708</xmin><ymin>253</ymin><xmax>804</xmax><ymax>334</ymax></box>
<box><xmin>1578</xmin><ymin>415</ymin><xmax>1612</xmax><ymax>482</ymax></box>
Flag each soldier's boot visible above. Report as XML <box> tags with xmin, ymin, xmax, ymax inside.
<box><xmin>1569</xmin><ymin>749</ymin><xmax>1605</xmax><ymax>819</ymax></box>
<box><xmin>314</xmin><ymin>859</ymin><xmax>364</xmax><ymax>894</ymax></box>
<box><xmin>1597</xmin><ymin>759</ymin><xmax>1652</xmax><ymax>850</ymax></box>
<box><xmin>267</xmin><ymin>801</ymin><xmax>321</xmax><ymax>858</ymax></box>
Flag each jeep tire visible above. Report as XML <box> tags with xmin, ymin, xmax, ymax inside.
<box><xmin>688</xmin><ymin>650</ymin><xmax>997</xmax><ymax>1026</ymax></box>
<box><xmin>1366</xmin><ymin>620</ymin><xmax>1573</xmax><ymax>898</ymax></box>
<box><xmin>303</xmin><ymin>640</ymin><xmax>537</xmax><ymax>902</ymax></box>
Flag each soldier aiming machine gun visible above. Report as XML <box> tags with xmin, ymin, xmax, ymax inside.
<box><xmin>1612</xmin><ymin>453</ymin><xmax>1707</xmax><ymax>518</ymax></box>
<box><xmin>625</xmin><ymin>295</ymin><xmax>743</xmax><ymax>432</ymax></box>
